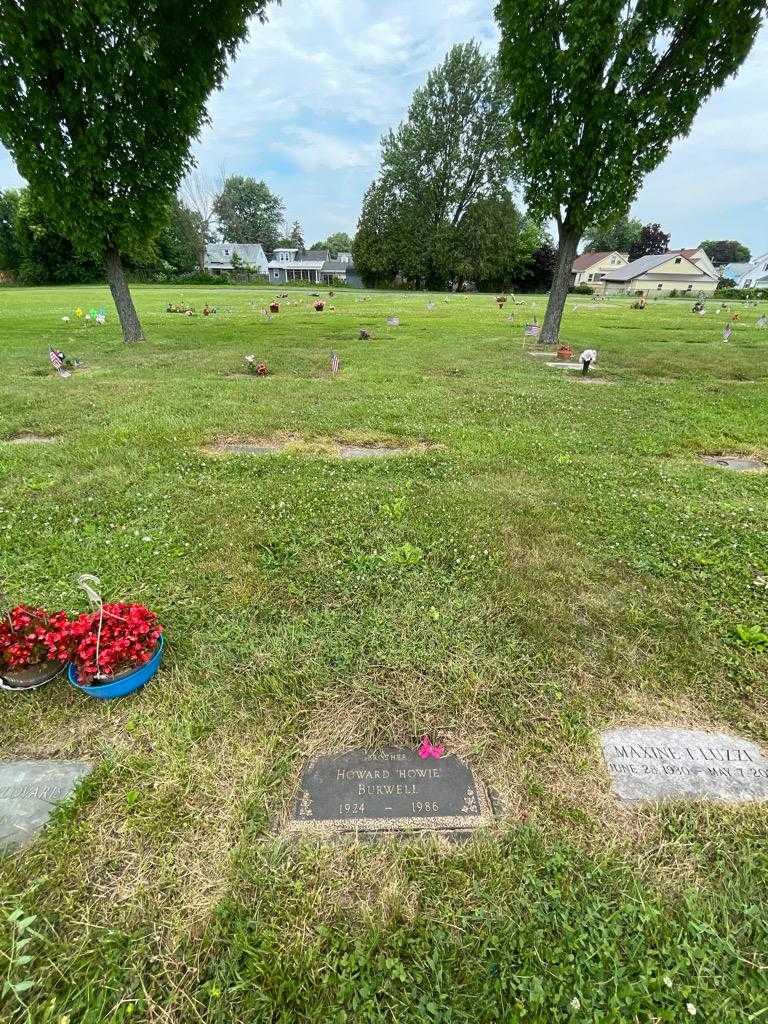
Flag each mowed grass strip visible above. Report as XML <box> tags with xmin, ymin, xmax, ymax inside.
<box><xmin>1</xmin><ymin>285</ymin><xmax>767</xmax><ymax>1022</ymax></box>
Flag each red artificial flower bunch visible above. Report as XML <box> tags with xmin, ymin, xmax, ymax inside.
<box><xmin>68</xmin><ymin>602</ymin><xmax>162</xmax><ymax>682</ymax></box>
<box><xmin>0</xmin><ymin>606</ymin><xmax>71</xmax><ymax>670</ymax></box>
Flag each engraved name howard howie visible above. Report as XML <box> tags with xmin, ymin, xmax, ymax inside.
<box><xmin>335</xmin><ymin>765</ymin><xmax>442</xmax><ymax>798</ymax></box>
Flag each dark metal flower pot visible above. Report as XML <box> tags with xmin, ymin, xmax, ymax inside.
<box><xmin>0</xmin><ymin>660</ymin><xmax>66</xmax><ymax>692</ymax></box>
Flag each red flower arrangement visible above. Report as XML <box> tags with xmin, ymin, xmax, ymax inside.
<box><xmin>67</xmin><ymin>602</ymin><xmax>162</xmax><ymax>682</ymax></box>
<box><xmin>0</xmin><ymin>606</ymin><xmax>71</xmax><ymax>670</ymax></box>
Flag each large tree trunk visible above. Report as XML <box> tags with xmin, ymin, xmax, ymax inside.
<box><xmin>540</xmin><ymin>221</ymin><xmax>581</xmax><ymax>345</ymax></box>
<box><xmin>105</xmin><ymin>244</ymin><xmax>145</xmax><ymax>342</ymax></box>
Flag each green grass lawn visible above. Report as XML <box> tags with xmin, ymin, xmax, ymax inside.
<box><xmin>1</xmin><ymin>284</ymin><xmax>767</xmax><ymax>1023</ymax></box>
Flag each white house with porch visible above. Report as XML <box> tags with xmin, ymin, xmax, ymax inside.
<box><xmin>267</xmin><ymin>249</ymin><xmax>359</xmax><ymax>286</ymax></box>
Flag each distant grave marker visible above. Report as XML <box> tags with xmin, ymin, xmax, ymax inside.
<box><xmin>206</xmin><ymin>439</ymin><xmax>287</xmax><ymax>455</ymax></box>
<box><xmin>6</xmin><ymin>433</ymin><xmax>58</xmax><ymax>445</ymax></box>
<box><xmin>699</xmin><ymin>454</ymin><xmax>765</xmax><ymax>472</ymax></box>
<box><xmin>337</xmin><ymin>444</ymin><xmax>406</xmax><ymax>459</ymax></box>
<box><xmin>601</xmin><ymin>727</ymin><xmax>768</xmax><ymax>804</ymax></box>
<box><xmin>288</xmin><ymin>747</ymin><xmax>493</xmax><ymax>838</ymax></box>
<box><xmin>0</xmin><ymin>760</ymin><xmax>91</xmax><ymax>852</ymax></box>
<box><xmin>545</xmin><ymin>362</ymin><xmax>582</xmax><ymax>370</ymax></box>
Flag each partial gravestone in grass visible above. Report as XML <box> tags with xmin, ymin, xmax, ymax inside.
<box><xmin>601</xmin><ymin>728</ymin><xmax>768</xmax><ymax>804</ymax></box>
<box><xmin>699</xmin><ymin>454</ymin><xmax>765</xmax><ymax>472</ymax></box>
<box><xmin>336</xmin><ymin>443</ymin><xmax>418</xmax><ymax>459</ymax></box>
<box><xmin>0</xmin><ymin>760</ymin><xmax>91</xmax><ymax>852</ymax></box>
<box><xmin>6</xmin><ymin>433</ymin><xmax>59</xmax><ymax>444</ymax></box>
<box><xmin>287</xmin><ymin>747</ymin><xmax>494</xmax><ymax>839</ymax></box>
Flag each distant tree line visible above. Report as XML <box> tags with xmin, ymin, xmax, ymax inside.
<box><xmin>0</xmin><ymin>171</ymin><xmax>355</xmax><ymax>286</ymax></box>
<box><xmin>0</xmin><ymin>188</ymin><xmax>204</xmax><ymax>284</ymax></box>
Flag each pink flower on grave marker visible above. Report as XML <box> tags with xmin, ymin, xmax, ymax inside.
<box><xmin>418</xmin><ymin>735</ymin><xmax>445</xmax><ymax>759</ymax></box>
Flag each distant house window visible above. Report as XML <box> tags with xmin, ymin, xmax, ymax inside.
<box><xmin>594</xmin><ymin>272</ymin><xmax>605</xmax><ymax>281</ymax></box>
<box><xmin>686</xmin><ymin>284</ymin><xmax>692</xmax><ymax>291</ymax></box>
<box><xmin>674</xmin><ymin>257</ymin><xmax>682</xmax><ymax>264</ymax></box>
<box><xmin>744</xmin><ymin>279</ymin><xmax>752</xmax><ymax>288</ymax></box>
<box><xmin>587</xmin><ymin>274</ymin><xmax>593</xmax><ymax>281</ymax></box>
<box><xmin>657</xmin><ymin>283</ymin><xmax>663</xmax><ymax>289</ymax></box>
<box><xmin>764</xmin><ymin>263</ymin><xmax>768</xmax><ymax>271</ymax></box>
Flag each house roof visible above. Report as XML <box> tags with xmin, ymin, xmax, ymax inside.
<box><xmin>322</xmin><ymin>260</ymin><xmax>352</xmax><ymax>274</ymax></box>
<box><xmin>722</xmin><ymin>262</ymin><xmax>752</xmax><ymax>280</ymax></box>
<box><xmin>604</xmin><ymin>252</ymin><xmax>715</xmax><ymax>282</ymax></box>
<box><xmin>205</xmin><ymin>242</ymin><xmax>266</xmax><ymax>265</ymax></box>
<box><xmin>572</xmin><ymin>251</ymin><xmax>621</xmax><ymax>272</ymax></box>
<box><xmin>303</xmin><ymin>249</ymin><xmax>330</xmax><ymax>262</ymax></box>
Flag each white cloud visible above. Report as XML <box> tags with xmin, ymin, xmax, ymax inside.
<box><xmin>272</xmin><ymin>128</ymin><xmax>379</xmax><ymax>172</ymax></box>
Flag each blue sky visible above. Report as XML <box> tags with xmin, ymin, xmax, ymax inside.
<box><xmin>0</xmin><ymin>0</ymin><xmax>765</xmax><ymax>254</ymax></box>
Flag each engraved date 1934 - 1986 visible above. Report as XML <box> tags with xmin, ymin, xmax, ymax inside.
<box><xmin>338</xmin><ymin>801</ymin><xmax>441</xmax><ymax>816</ymax></box>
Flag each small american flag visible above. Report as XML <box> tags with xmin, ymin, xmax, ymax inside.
<box><xmin>49</xmin><ymin>348</ymin><xmax>71</xmax><ymax>378</ymax></box>
<box><xmin>524</xmin><ymin>323</ymin><xmax>540</xmax><ymax>337</ymax></box>
<box><xmin>330</xmin><ymin>351</ymin><xmax>340</xmax><ymax>373</ymax></box>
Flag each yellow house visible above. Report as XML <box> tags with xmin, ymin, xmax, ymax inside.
<box><xmin>602</xmin><ymin>252</ymin><xmax>718</xmax><ymax>296</ymax></box>
<box><xmin>571</xmin><ymin>251</ymin><xmax>628</xmax><ymax>292</ymax></box>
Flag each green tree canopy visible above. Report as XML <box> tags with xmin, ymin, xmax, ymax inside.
<box><xmin>354</xmin><ymin>42</ymin><xmax>520</xmax><ymax>289</ymax></box>
<box><xmin>289</xmin><ymin>220</ymin><xmax>305</xmax><ymax>253</ymax></box>
<box><xmin>213</xmin><ymin>176</ymin><xmax>285</xmax><ymax>256</ymax></box>
<box><xmin>153</xmin><ymin>197</ymin><xmax>206</xmax><ymax>275</ymax></box>
<box><xmin>311</xmin><ymin>231</ymin><xmax>354</xmax><ymax>255</ymax></box>
<box><xmin>700</xmin><ymin>240</ymin><xmax>751</xmax><ymax>266</ymax></box>
<box><xmin>2</xmin><ymin>186</ymin><xmax>102</xmax><ymax>284</ymax></box>
<box><xmin>496</xmin><ymin>0</ymin><xmax>763</xmax><ymax>343</ymax></box>
<box><xmin>0</xmin><ymin>188</ymin><xmax>21</xmax><ymax>274</ymax></box>
<box><xmin>0</xmin><ymin>1</ymin><xmax>272</xmax><ymax>340</ymax></box>
<box><xmin>583</xmin><ymin>215</ymin><xmax>643</xmax><ymax>255</ymax></box>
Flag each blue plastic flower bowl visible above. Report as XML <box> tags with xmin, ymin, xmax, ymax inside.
<box><xmin>68</xmin><ymin>635</ymin><xmax>164</xmax><ymax>700</ymax></box>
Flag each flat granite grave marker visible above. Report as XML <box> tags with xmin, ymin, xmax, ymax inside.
<box><xmin>0</xmin><ymin>760</ymin><xmax>91</xmax><ymax>852</ymax></box>
<box><xmin>699</xmin><ymin>454</ymin><xmax>765</xmax><ymax>472</ymax></box>
<box><xmin>601</xmin><ymin>727</ymin><xmax>768</xmax><ymax>804</ymax></box>
<box><xmin>288</xmin><ymin>747</ymin><xmax>493</xmax><ymax>837</ymax></box>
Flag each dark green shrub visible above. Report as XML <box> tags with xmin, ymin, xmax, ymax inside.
<box><xmin>715</xmin><ymin>286</ymin><xmax>768</xmax><ymax>300</ymax></box>
<box><xmin>569</xmin><ymin>283</ymin><xmax>594</xmax><ymax>295</ymax></box>
<box><xmin>174</xmin><ymin>271</ymin><xmax>230</xmax><ymax>286</ymax></box>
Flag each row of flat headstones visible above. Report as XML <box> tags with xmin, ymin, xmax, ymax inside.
<box><xmin>8</xmin><ymin>437</ymin><xmax>766</xmax><ymax>471</ymax></box>
<box><xmin>2</xmin><ymin>727</ymin><xmax>767</xmax><ymax>851</ymax></box>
